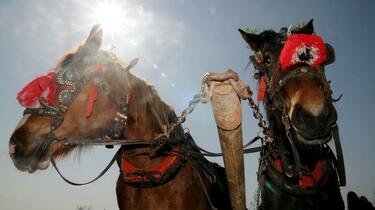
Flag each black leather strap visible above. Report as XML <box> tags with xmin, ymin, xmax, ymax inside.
<box><xmin>51</xmin><ymin>149</ymin><xmax>121</xmax><ymax>186</ymax></box>
<box><xmin>332</xmin><ymin>124</ymin><xmax>346</xmax><ymax>186</ymax></box>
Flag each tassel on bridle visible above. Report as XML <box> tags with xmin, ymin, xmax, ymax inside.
<box><xmin>85</xmin><ymin>84</ymin><xmax>99</xmax><ymax>118</ymax></box>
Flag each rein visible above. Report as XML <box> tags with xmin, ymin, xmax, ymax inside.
<box><xmin>51</xmin><ymin>149</ymin><xmax>120</xmax><ymax>186</ymax></box>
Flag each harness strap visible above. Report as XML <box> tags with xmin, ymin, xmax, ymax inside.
<box><xmin>183</xmin><ymin>135</ymin><xmax>263</xmax><ymax>157</ymax></box>
<box><xmin>280</xmin><ymin>110</ymin><xmax>303</xmax><ymax>178</ymax></box>
<box><xmin>332</xmin><ymin>124</ymin><xmax>346</xmax><ymax>186</ymax></box>
<box><xmin>51</xmin><ymin>149</ymin><xmax>120</xmax><ymax>186</ymax></box>
<box><xmin>56</xmin><ymin>137</ymin><xmax>152</xmax><ymax>146</ymax></box>
<box><xmin>191</xmin><ymin>162</ymin><xmax>218</xmax><ymax>210</ymax></box>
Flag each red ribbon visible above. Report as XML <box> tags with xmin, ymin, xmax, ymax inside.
<box><xmin>85</xmin><ymin>84</ymin><xmax>99</xmax><ymax>118</ymax></box>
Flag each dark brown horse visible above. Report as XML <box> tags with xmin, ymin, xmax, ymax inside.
<box><xmin>9</xmin><ymin>25</ymin><xmax>230</xmax><ymax>210</ymax></box>
<box><xmin>239</xmin><ymin>20</ymin><xmax>345</xmax><ymax>210</ymax></box>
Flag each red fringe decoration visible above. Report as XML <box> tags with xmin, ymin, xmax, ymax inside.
<box><xmin>257</xmin><ymin>75</ymin><xmax>267</xmax><ymax>101</ymax></box>
<box><xmin>17</xmin><ymin>72</ymin><xmax>57</xmax><ymax>107</ymax></box>
<box><xmin>280</xmin><ymin>34</ymin><xmax>326</xmax><ymax>72</ymax></box>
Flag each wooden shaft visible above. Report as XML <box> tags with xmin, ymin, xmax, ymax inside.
<box><xmin>211</xmin><ymin>82</ymin><xmax>246</xmax><ymax>210</ymax></box>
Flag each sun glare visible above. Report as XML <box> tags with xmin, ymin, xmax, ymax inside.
<box><xmin>93</xmin><ymin>2</ymin><xmax>125</xmax><ymax>34</ymax></box>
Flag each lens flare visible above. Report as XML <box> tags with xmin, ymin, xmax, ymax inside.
<box><xmin>93</xmin><ymin>2</ymin><xmax>125</xmax><ymax>34</ymax></box>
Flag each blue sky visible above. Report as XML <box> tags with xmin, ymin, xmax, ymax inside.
<box><xmin>0</xmin><ymin>0</ymin><xmax>374</xmax><ymax>209</ymax></box>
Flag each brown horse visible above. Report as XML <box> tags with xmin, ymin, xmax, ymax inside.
<box><xmin>9</xmin><ymin>25</ymin><xmax>230</xmax><ymax>210</ymax></box>
<box><xmin>239</xmin><ymin>20</ymin><xmax>345</xmax><ymax>210</ymax></box>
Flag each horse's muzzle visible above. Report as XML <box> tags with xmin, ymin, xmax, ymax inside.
<box><xmin>291</xmin><ymin>102</ymin><xmax>337</xmax><ymax>142</ymax></box>
<box><xmin>9</xmin><ymin>135</ymin><xmax>50</xmax><ymax>173</ymax></box>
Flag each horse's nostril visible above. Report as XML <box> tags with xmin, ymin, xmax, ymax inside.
<box><xmin>9</xmin><ymin>135</ymin><xmax>23</xmax><ymax>157</ymax></box>
<box><xmin>9</xmin><ymin>143</ymin><xmax>17</xmax><ymax>155</ymax></box>
<box><xmin>293</xmin><ymin>104</ymin><xmax>305</xmax><ymax>123</ymax></box>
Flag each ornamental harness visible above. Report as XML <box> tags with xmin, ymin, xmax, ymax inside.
<box><xmin>246</xmin><ymin>28</ymin><xmax>346</xmax><ymax>197</ymax></box>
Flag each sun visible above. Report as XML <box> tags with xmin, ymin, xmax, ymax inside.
<box><xmin>93</xmin><ymin>1</ymin><xmax>125</xmax><ymax>34</ymax></box>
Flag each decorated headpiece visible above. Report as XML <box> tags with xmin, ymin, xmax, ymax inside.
<box><xmin>17</xmin><ymin>72</ymin><xmax>57</xmax><ymax>107</ymax></box>
<box><xmin>280</xmin><ymin>34</ymin><xmax>327</xmax><ymax>72</ymax></box>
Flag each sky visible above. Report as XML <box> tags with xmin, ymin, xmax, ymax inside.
<box><xmin>0</xmin><ymin>0</ymin><xmax>375</xmax><ymax>209</ymax></box>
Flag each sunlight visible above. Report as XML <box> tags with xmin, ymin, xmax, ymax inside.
<box><xmin>93</xmin><ymin>1</ymin><xmax>126</xmax><ymax>34</ymax></box>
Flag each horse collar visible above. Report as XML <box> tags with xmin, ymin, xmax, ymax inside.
<box><xmin>269</xmin><ymin>158</ymin><xmax>332</xmax><ymax>193</ymax></box>
<box><xmin>119</xmin><ymin>148</ymin><xmax>185</xmax><ymax>188</ymax></box>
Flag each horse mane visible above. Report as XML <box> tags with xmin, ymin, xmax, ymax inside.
<box><xmin>126</xmin><ymin>71</ymin><xmax>185</xmax><ymax>143</ymax></box>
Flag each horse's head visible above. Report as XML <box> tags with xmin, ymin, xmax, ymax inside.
<box><xmin>9</xmin><ymin>25</ymin><xmax>134</xmax><ymax>173</ymax></box>
<box><xmin>239</xmin><ymin>19</ymin><xmax>338</xmax><ymax>145</ymax></box>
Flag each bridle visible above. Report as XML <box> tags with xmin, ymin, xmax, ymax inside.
<box><xmin>249</xmin><ymin>33</ymin><xmax>346</xmax><ymax>187</ymax></box>
<box><xmin>23</xmin><ymin>54</ymin><xmax>152</xmax><ymax>180</ymax></box>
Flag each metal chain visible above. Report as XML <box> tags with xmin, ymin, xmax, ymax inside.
<box><xmin>246</xmin><ymin>96</ymin><xmax>272</xmax><ymax>143</ymax></box>
<box><xmin>153</xmin><ymin>73</ymin><xmax>273</xmax><ymax>159</ymax></box>
<box><xmin>151</xmin><ymin>76</ymin><xmax>211</xmax><ymax>153</ymax></box>
<box><xmin>156</xmin><ymin>73</ymin><xmax>273</xmax><ymax>144</ymax></box>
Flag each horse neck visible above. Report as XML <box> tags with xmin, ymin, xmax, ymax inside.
<box><xmin>122</xmin><ymin>74</ymin><xmax>173</xmax><ymax>166</ymax></box>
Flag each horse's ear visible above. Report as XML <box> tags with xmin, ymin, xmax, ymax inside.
<box><xmin>80</xmin><ymin>24</ymin><xmax>103</xmax><ymax>54</ymax></box>
<box><xmin>325</xmin><ymin>43</ymin><xmax>335</xmax><ymax>65</ymax></box>
<box><xmin>238</xmin><ymin>29</ymin><xmax>263</xmax><ymax>52</ymax></box>
<box><xmin>293</xmin><ymin>19</ymin><xmax>314</xmax><ymax>34</ymax></box>
<box><xmin>124</xmin><ymin>58</ymin><xmax>139</xmax><ymax>72</ymax></box>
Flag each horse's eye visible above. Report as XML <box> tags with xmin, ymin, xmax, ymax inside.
<box><xmin>254</xmin><ymin>72</ymin><xmax>260</xmax><ymax>80</ymax></box>
<box><xmin>263</xmin><ymin>55</ymin><xmax>271</xmax><ymax>65</ymax></box>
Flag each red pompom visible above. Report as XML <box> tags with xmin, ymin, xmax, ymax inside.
<box><xmin>280</xmin><ymin>34</ymin><xmax>326</xmax><ymax>72</ymax></box>
<box><xmin>17</xmin><ymin>71</ymin><xmax>57</xmax><ymax>107</ymax></box>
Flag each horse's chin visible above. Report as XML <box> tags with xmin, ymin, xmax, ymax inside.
<box><xmin>13</xmin><ymin>158</ymin><xmax>50</xmax><ymax>174</ymax></box>
<box><xmin>37</xmin><ymin>159</ymin><xmax>51</xmax><ymax>170</ymax></box>
<box><xmin>295</xmin><ymin>130</ymin><xmax>332</xmax><ymax>146</ymax></box>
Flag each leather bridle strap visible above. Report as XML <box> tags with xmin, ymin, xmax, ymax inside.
<box><xmin>332</xmin><ymin>124</ymin><xmax>346</xmax><ymax>186</ymax></box>
<box><xmin>56</xmin><ymin>137</ymin><xmax>152</xmax><ymax>147</ymax></box>
<box><xmin>175</xmin><ymin>135</ymin><xmax>264</xmax><ymax>159</ymax></box>
<box><xmin>49</xmin><ymin>137</ymin><xmax>152</xmax><ymax>186</ymax></box>
<box><xmin>51</xmin><ymin>149</ymin><xmax>121</xmax><ymax>186</ymax></box>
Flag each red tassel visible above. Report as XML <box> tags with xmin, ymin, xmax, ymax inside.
<box><xmin>85</xmin><ymin>84</ymin><xmax>99</xmax><ymax>118</ymax></box>
<box><xmin>257</xmin><ymin>75</ymin><xmax>266</xmax><ymax>101</ymax></box>
<box><xmin>17</xmin><ymin>72</ymin><xmax>57</xmax><ymax>107</ymax></box>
